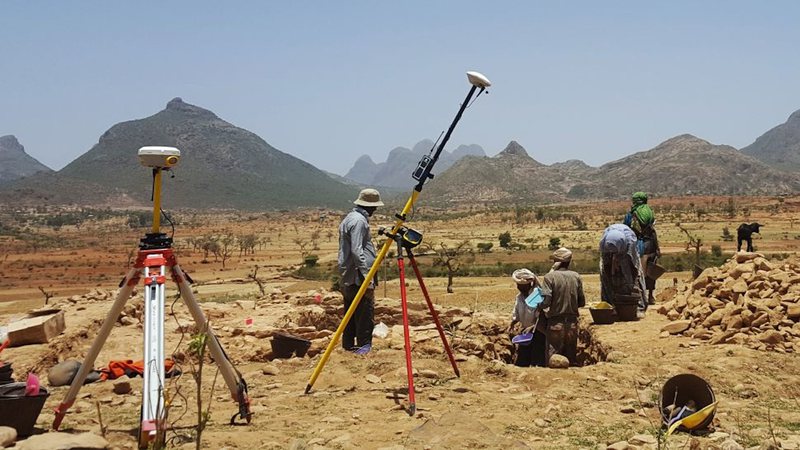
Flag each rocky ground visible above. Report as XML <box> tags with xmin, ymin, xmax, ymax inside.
<box><xmin>0</xmin><ymin>259</ymin><xmax>799</xmax><ymax>449</ymax></box>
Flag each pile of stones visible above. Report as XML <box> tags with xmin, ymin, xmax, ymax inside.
<box><xmin>657</xmin><ymin>253</ymin><xmax>800</xmax><ymax>353</ymax></box>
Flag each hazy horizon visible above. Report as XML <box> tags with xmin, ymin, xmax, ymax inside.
<box><xmin>2</xmin><ymin>1</ymin><xmax>799</xmax><ymax>175</ymax></box>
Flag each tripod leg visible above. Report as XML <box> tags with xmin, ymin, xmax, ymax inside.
<box><xmin>397</xmin><ymin>257</ymin><xmax>416</xmax><ymax>416</ymax></box>
<box><xmin>408</xmin><ymin>253</ymin><xmax>460</xmax><ymax>377</ymax></box>
<box><xmin>53</xmin><ymin>267</ymin><xmax>139</xmax><ymax>430</ymax></box>
<box><xmin>172</xmin><ymin>264</ymin><xmax>251</xmax><ymax>423</ymax></box>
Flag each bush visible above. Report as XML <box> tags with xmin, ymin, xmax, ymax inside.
<box><xmin>476</xmin><ymin>242</ymin><xmax>494</xmax><ymax>253</ymax></box>
<box><xmin>304</xmin><ymin>254</ymin><xmax>319</xmax><ymax>268</ymax></box>
<box><xmin>711</xmin><ymin>245</ymin><xmax>722</xmax><ymax>258</ymax></box>
<box><xmin>498</xmin><ymin>232</ymin><xmax>512</xmax><ymax>248</ymax></box>
<box><xmin>548</xmin><ymin>237</ymin><xmax>562</xmax><ymax>251</ymax></box>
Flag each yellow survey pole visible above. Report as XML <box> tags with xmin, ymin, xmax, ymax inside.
<box><xmin>151</xmin><ymin>168</ymin><xmax>162</xmax><ymax>234</ymax></box>
<box><xmin>304</xmin><ymin>71</ymin><xmax>490</xmax><ymax>394</ymax></box>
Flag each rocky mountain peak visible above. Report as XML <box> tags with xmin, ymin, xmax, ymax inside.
<box><xmin>496</xmin><ymin>140</ymin><xmax>531</xmax><ymax>158</ymax></box>
<box><xmin>165</xmin><ymin>97</ymin><xmax>218</xmax><ymax>119</ymax></box>
<box><xmin>0</xmin><ymin>135</ymin><xmax>24</xmax><ymax>153</ymax></box>
<box><xmin>788</xmin><ymin>109</ymin><xmax>800</xmax><ymax>123</ymax></box>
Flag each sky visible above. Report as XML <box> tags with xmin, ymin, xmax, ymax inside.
<box><xmin>2</xmin><ymin>1</ymin><xmax>800</xmax><ymax>175</ymax></box>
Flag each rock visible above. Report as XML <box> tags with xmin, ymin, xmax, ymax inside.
<box><xmin>418</xmin><ymin>369</ymin><xmax>438</xmax><ymax>379</ymax></box>
<box><xmin>788</xmin><ymin>304</ymin><xmax>800</xmax><ymax>319</ymax></box>
<box><xmin>628</xmin><ymin>434</ymin><xmax>657</xmax><ymax>445</ymax></box>
<box><xmin>606</xmin><ymin>441</ymin><xmax>633</xmax><ymax>450</ymax></box>
<box><xmin>0</xmin><ymin>426</ymin><xmax>16</xmax><ymax>447</ymax></box>
<box><xmin>702</xmin><ymin>309</ymin><xmax>726</xmax><ymax>327</ymax></box>
<box><xmin>662</xmin><ymin>320</ymin><xmax>691</xmax><ymax>335</ymax></box>
<box><xmin>288</xmin><ymin>438</ymin><xmax>308</xmax><ymax>450</ymax></box>
<box><xmin>757</xmin><ymin>330</ymin><xmax>783</xmax><ymax>344</ymax></box>
<box><xmin>262</xmin><ymin>364</ymin><xmax>280</xmax><ymax>376</ymax></box>
<box><xmin>533</xmin><ymin>418</ymin><xmax>548</xmax><ymax>428</ymax></box>
<box><xmin>112</xmin><ymin>380</ymin><xmax>131</xmax><ymax>395</ymax></box>
<box><xmin>365</xmin><ymin>374</ymin><xmax>382</xmax><ymax>384</ymax></box>
<box><xmin>328</xmin><ymin>433</ymin><xmax>351</xmax><ymax>445</ymax></box>
<box><xmin>16</xmin><ymin>432</ymin><xmax>109</xmax><ymax>450</ymax></box>
<box><xmin>735</xmin><ymin>252</ymin><xmax>761</xmax><ymax>263</ymax></box>
<box><xmin>619</xmin><ymin>406</ymin><xmax>636</xmax><ymax>414</ymax></box>
<box><xmin>119</xmin><ymin>316</ymin><xmax>136</xmax><ymax>326</ymax></box>
<box><xmin>235</xmin><ymin>300</ymin><xmax>256</xmax><ymax>310</ymax></box>
<box><xmin>667</xmin><ymin>309</ymin><xmax>680</xmax><ymax>320</ymax></box>
<box><xmin>708</xmin><ymin>431</ymin><xmax>730</xmax><ymax>442</ymax></box>
<box><xmin>606</xmin><ymin>351</ymin><xmax>626</xmax><ymax>363</ymax></box>
<box><xmin>48</xmin><ymin>360</ymin><xmax>82</xmax><ymax>387</ymax></box>
<box><xmin>719</xmin><ymin>439</ymin><xmax>744</xmax><ymax>450</ymax></box>
<box><xmin>548</xmin><ymin>354</ymin><xmax>570</xmax><ymax>369</ymax></box>
<box><xmin>732</xmin><ymin>279</ymin><xmax>749</xmax><ymax>294</ymax></box>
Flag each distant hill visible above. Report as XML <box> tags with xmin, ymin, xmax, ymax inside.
<box><xmin>588</xmin><ymin>134</ymin><xmax>800</xmax><ymax>197</ymax></box>
<box><xmin>0</xmin><ymin>135</ymin><xmax>52</xmax><ymax>184</ymax></box>
<box><xmin>343</xmin><ymin>139</ymin><xmax>485</xmax><ymax>188</ymax></box>
<box><xmin>742</xmin><ymin>109</ymin><xmax>800</xmax><ymax>171</ymax></box>
<box><xmin>1</xmin><ymin>98</ymin><xmax>358</xmax><ymax>209</ymax></box>
<box><xmin>426</xmin><ymin>135</ymin><xmax>800</xmax><ymax>204</ymax></box>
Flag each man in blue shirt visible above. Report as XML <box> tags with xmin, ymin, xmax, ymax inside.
<box><xmin>338</xmin><ymin>188</ymin><xmax>384</xmax><ymax>354</ymax></box>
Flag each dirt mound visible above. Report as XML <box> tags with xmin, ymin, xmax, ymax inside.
<box><xmin>657</xmin><ymin>252</ymin><xmax>800</xmax><ymax>352</ymax></box>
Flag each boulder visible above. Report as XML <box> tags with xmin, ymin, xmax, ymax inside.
<box><xmin>662</xmin><ymin>320</ymin><xmax>691</xmax><ymax>335</ymax></box>
<box><xmin>0</xmin><ymin>426</ymin><xmax>16</xmax><ymax>448</ymax></box>
<box><xmin>548</xmin><ymin>355</ymin><xmax>570</xmax><ymax>369</ymax></box>
<box><xmin>16</xmin><ymin>432</ymin><xmax>109</xmax><ymax>450</ymax></box>
<box><xmin>757</xmin><ymin>330</ymin><xmax>783</xmax><ymax>345</ymax></box>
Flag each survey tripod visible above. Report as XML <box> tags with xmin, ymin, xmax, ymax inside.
<box><xmin>52</xmin><ymin>147</ymin><xmax>252</xmax><ymax>448</ymax></box>
<box><xmin>381</xmin><ymin>226</ymin><xmax>460</xmax><ymax>415</ymax></box>
<box><xmin>305</xmin><ymin>71</ymin><xmax>491</xmax><ymax>412</ymax></box>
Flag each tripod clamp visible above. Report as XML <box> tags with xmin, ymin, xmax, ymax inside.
<box><xmin>378</xmin><ymin>226</ymin><xmax>423</xmax><ymax>253</ymax></box>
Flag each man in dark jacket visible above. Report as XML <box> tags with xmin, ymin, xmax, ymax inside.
<box><xmin>338</xmin><ymin>188</ymin><xmax>383</xmax><ymax>354</ymax></box>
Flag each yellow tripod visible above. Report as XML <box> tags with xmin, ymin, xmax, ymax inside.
<box><xmin>305</xmin><ymin>71</ymin><xmax>491</xmax><ymax>394</ymax></box>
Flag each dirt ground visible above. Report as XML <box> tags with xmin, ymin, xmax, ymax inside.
<box><xmin>1</xmin><ymin>197</ymin><xmax>799</xmax><ymax>449</ymax></box>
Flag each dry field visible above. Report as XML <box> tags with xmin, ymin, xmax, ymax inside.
<box><xmin>0</xmin><ymin>195</ymin><xmax>799</xmax><ymax>449</ymax></box>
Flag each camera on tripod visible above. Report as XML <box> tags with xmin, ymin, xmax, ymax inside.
<box><xmin>138</xmin><ymin>146</ymin><xmax>181</xmax><ymax>169</ymax></box>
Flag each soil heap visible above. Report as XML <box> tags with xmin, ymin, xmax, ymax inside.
<box><xmin>657</xmin><ymin>252</ymin><xmax>800</xmax><ymax>352</ymax></box>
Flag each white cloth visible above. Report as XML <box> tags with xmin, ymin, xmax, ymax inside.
<box><xmin>512</xmin><ymin>291</ymin><xmax>539</xmax><ymax>330</ymax></box>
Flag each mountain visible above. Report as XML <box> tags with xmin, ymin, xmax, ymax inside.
<box><xmin>741</xmin><ymin>109</ymin><xmax>800</xmax><ymax>171</ymax></box>
<box><xmin>343</xmin><ymin>139</ymin><xmax>486</xmax><ymax>188</ymax></box>
<box><xmin>588</xmin><ymin>134</ymin><xmax>800</xmax><ymax>197</ymax></box>
<box><xmin>425</xmin><ymin>135</ymin><xmax>800</xmax><ymax>204</ymax></box>
<box><xmin>425</xmin><ymin>141</ymin><xmax>568</xmax><ymax>203</ymax></box>
<box><xmin>2</xmin><ymin>98</ymin><xmax>358</xmax><ymax>209</ymax></box>
<box><xmin>0</xmin><ymin>135</ymin><xmax>52</xmax><ymax>184</ymax></box>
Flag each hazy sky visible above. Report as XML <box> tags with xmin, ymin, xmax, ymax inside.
<box><xmin>2</xmin><ymin>2</ymin><xmax>799</xmax><ymax>175</ymax></box>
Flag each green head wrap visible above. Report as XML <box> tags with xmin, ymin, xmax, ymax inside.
<box><xmin>632</xmin><ymin>192</ymin><xmax>648</xmax><ymax>206</ymax></box>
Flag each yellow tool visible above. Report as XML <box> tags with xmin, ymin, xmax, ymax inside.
<box><xmin>666</xmin><ymin>402</ymin><xmax>718</xmax><ymax>436</ymax></box>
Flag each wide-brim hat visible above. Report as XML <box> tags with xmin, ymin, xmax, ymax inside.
<box><xmin>354</xmin><ymin>188</ymin><xmax>384</xmax><ymax>207</ymax></box>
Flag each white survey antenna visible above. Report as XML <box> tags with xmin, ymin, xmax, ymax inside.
<box><xmin>466</xmin><ymin>71</ymin><xmax>491</xmax><ymax>88</ymax></box>
<box><xmin>138</xmin><ymin>146</ymin><xmax>181</xmax><ymax>168</ymax></box>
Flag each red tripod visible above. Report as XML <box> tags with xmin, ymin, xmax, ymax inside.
<box><xmin>385</xmin><ymin>227</ymin><xmax>460</xmax><ymax>415</ymax></box>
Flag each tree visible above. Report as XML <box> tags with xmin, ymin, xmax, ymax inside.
<box><xmin>424</xmin><ymin>240</ymin><xmax>473</xmax><ymax>293</ymax></box>
<box><xmin>498</xmin><ymin>232</ymin><xmax>512</xmax><ymax>248</ymax></box>
<box><xmin>215</xmin><ymin>233</ymin><xmax>235</xmax><ymax>268</ymax></box>
<box><xmin>548</xmin><ymin>237</ymin><xmax>562</xmax><ymax>251</ymax></box>
<box><xmin>677</xmin><ymin>223</ymin><xmax>703</xmax><ymax>272</ymax></box>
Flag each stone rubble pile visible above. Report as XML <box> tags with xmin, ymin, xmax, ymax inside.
<box><xmin>657</xmin><ymin>253</ymin><xmax>800</xmax><ymax>352</ymax></box>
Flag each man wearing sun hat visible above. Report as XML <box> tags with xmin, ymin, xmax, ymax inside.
<box><xmin>337</xmin><ymin>188</ymin><xmax>384</xmax><ymax>354</ymax></box>
<box><xmin>508</xmin><ymin>268</ymin><xmax>547</xmax><ymax>367</ymax></box>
